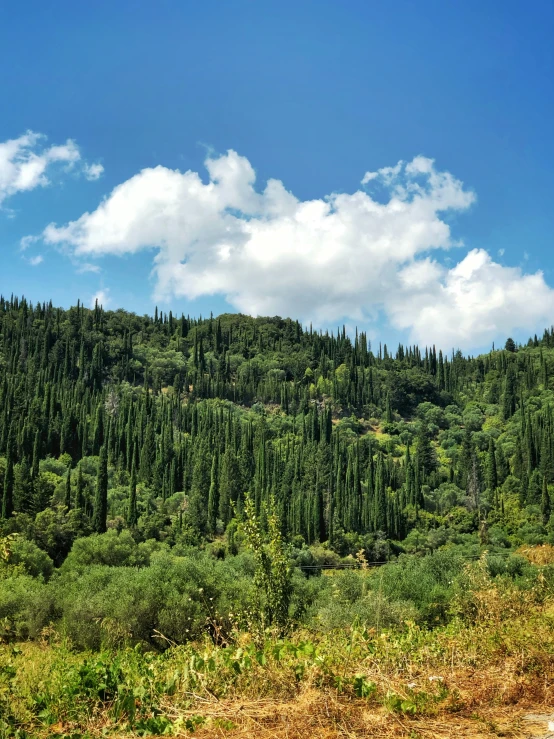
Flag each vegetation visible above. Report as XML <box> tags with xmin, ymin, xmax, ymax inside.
<box><xmin>3</xmin><ymin>295</ymin><xmax>554</xmax><ymax>736</ymax></box>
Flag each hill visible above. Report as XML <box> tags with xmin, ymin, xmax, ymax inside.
<box><xmin>1</xmin><ymin>295</ymin><xmax>553</xmax><ymax>555</ymax></box>
<box><xmin>2</xmin><ymin>295</ymin><xmax>554</xmax><ymax>737</ymax></box>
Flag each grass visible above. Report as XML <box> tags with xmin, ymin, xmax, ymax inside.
<box><xmin>3</xmin><ymin>579</ymin><xmax>554</xmax><ymax>737</ymax></box>
<box><xmin>2</xmin><ymin>554</ymin><xmax>554</xmax><ymax>738</ymax></box>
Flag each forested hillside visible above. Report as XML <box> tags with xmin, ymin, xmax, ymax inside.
<box><xmin>5</xmin><ymin>295</ymin><xmax>554</xmax><ymax>737</ymax></box>
<box><xmin>1</xmin><ymin>294</ymin><xmax>554</xmax><ymax>560</ymax></box>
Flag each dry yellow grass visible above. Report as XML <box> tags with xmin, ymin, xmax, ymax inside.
<box><xmin>163</xmin><ymin>695</ymin><xmax>553</xmax><ymax>739</ymax></box>
<box><xmin>517</xmin><ymin>544</ymin><xmax>554</xmax><ymax>566</ymax></box>
<box><xmin>5</xmin><ymin>561</ymin><xmax>554</xmax><ymax>739</ymax></box>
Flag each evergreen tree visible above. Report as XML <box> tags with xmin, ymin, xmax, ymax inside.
<box><xmin>188</xmin><ymin>438</ymin><xmax>211</xmax><ymax>533</ymax></box>
<box><xmin>207</xmin><ymin>453</ymin><xmax>219</xmax><ymax>534</ymax></box>
<box><xmin>127</xmin><ymin>462</ymin><xmax>138</xmax><ymax>528</ymax></box>
<box><xmin>502</xmin><ymin>363</ymin><xmax>517</xmax><ymax>419</ymax></box>
<box><xmin>485</xmin><ymin>437</ymin><xmax>498</xmax><ymax>492</ymax></box>
<box><xmin>1</xmin><ymin>452</ymin><xmax>14</xmax><ymax>519</ymax></box>
<box><xmin>541</xmin><ymin>474</ymin><xmax>551</xmax><ymax>525</ymax></box>
<box><xmin>93</xmin><ymin>444</ymin><xmax>108</xmax><ymax>533</ymax></box>
<box><xmin>374</xmin><ymin>453</ymin><xmax>387</xmax><ymax>533</ymax></box>
<box><xmin>65</xmin><ymin>466</ymin><xmax>72</xmax><ymax>510</ymax></box>
<box><xmin>527</xmin><ymin>469</ymin><xmax>542</xmax><ymax>506</ymax></box>
<box><xmin>415</xmin><ymin>423</ymin><xmax>435</xmax><ymax>476</ymax></box>
<box><xmin>75</xmin><ymin>464</ymin><xmax>85</xmax><ymax>510</ymax></box>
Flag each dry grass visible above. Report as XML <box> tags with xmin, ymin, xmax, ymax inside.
<box><xmin>517</xmin><ymin>544</ymin><xmax>554</xmax><ymax>566</ymax></box>
<box><xmin>163</xmin><ymin>694</ymin><xmax>551</xmax><ymax>738</ymax></box>
<box><xmin>5</xmin><ymin>559</ymin><xmax>554</xmax><ymax>738</ymax></box>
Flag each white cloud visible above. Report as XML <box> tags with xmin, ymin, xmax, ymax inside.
<box><xmin>90</xmin><ymin>289</ymin><xmax>110</xmax><ymax>309</ymax></box>
<box><xmin>28</xmin><ymin>255</ymin><xmax>43</xmax><ymax>266</ymax></box>
<box><xmin>0</xmin><ymin>131</ymin><xmax>101</xmax><ymax>205</ymax></box>
<box><xmin>498</xmin><ymin>248</ymin><xmax>505</xmax><ymax>257</ymax></box>
<box><xmin>388</xmin><ymin>249</ymin><xmax>554</xmax><ymax>348</ymax></box>
<box><xmin>76</xmin><ymin>262</ymin><xmax>101</xmax><ymax>274</ymax></box>
<box><xmin>19</xmin><ymin>234</ymin><xmax>38</xmax><ymax>251</ymax></box>
<box><xmin>362</xmin><ymin>160</ymin><xmax>403</xmax><ymax>186</ymax></box>
<box><xmin>83</xmin><ymin>162</ymin><xmax>104</xmax><ymax>181</ymax></box>
<box><xmin>33</xmin><ymin>150</ymin><xmax>554</xmax><ymax>349</ymax></box>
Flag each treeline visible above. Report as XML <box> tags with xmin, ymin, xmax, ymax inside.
<box><xmin>1</xmin><ymin>294</ymin><xmax>554</xmax><ymax>562</ymax></box>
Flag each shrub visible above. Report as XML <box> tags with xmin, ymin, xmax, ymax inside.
<box><xmin>8</xmin><ymin>537</ymin><xmax>54</xmax><ymax>580</ymax></box>
<box><xmin>61</xmin><ymin>530</ymin><xmax>149</xmax><ymax>571</ymax></box>
<box><xmin>0</xmin><ymin>573</ymin><xmax>54</xmax><ymax>639</ymax></box>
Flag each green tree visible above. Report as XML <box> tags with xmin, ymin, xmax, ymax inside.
<box><xmin>127</xmin><ymin>462</ymin><xmax>138</xmax><ymax>528</ymax></box>
<box><xmin>502</xmin><ymin>363</ymin><xmax>517</xmax><ymax>419</ymax></box>
<box><xmin>207</xmin><ymin>453</ymin><xmax>219</xmax><ymax>535</ymax></box>
<box><xmin>65</xmin><ymin>466</ymin><xmax>72</xmax><ymax>511</ymax></box>
<box><xmin>242</xmin><ymin>491</ymin><xmax>292</xmax><ymax>633</ymax></box>
<box><xmin>541</xmin><ymin>475</ymin><xmax>551</xmax><ymax>525</ymax></box>
<box><xmin>485</xmin><ymin>437</ymin><xmax>498</xmax><ymax>493</ymax></box>
<box><xmin>93</xmin><ymin>445</ymin><xmax>108</xmax><ymax>533</ymax></box>
<box><xmin>2</xmin><ymin>452</ymin><xmax>14</xmax><ymax>519</ymax></box>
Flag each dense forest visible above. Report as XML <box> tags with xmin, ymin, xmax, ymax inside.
<box><xmin>4</xmin><ymin>295</ymin><xmax>554</xmax><ymax>736</ymax></box>
<box><xmin>1</xmin><ymin>294</ymin><xmax>553</xmax><ymax>560</ymax></box>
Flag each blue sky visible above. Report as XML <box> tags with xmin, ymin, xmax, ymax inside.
<box><xmin>0</xmin><ymin>0</ymin><xmax>553</xmax><ymax>351</ymax></box>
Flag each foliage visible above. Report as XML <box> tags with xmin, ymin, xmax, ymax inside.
<box><xmin>241</xmin><ymin>492</ymin><xmax>293</xmax><ymax>633</ymax></box>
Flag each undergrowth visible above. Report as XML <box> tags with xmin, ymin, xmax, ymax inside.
<box><xmin>2</xmin><ymin>558</ymin><xmax>554</xmax><ymax>738</ymax></box>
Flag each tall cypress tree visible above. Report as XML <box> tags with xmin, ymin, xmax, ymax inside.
<box><xmin>541</xmin><ymin>474</ymin><xmax>551</xmax><ymax>525</ymax></box>
<box><xmin>502</xmin><ymin>363</ymin><xmax>517</xmax><ymax>420</ymax></box>
<box><xmin>75</xmin><ymin>464</ymin><xmax>85</xmax><ymax>510</ymax></box>
<box><xmin>486</xmin><ymin>437</ymin><xmax>498</xmax><ymax>492</ymax></box>
<box><xmin>207</xmin><ymin>453</ymin><xmax>219</xmax><ymax>534</ymax></box>
<box><xmin>31</xmin><ymin>429</ymin><xmax>40</xmax><ymax>480</ymax></box>
<box><xmin>127</xmin><ymin>461</ymin><xmax>138</xmax><ymax>527</ymax></box>
<box><xmin>415</xmin><ymin>423</ymin><xmax>435</xmax><ymax>477</ymax></box>
<box><xmin>2</xmin><ymin>452</ymin><xmax>14</xmax><ymax>519</ymax></box>
<box><xmin>374</xmin><ymin>453</ymin><xmax>387</xmax><ymax>533</ymax></box>
<box><xmin>93</xmin><ymin>444</ymin><xmax>108</xmax><ymax>533</ymax></box>
<box><xmin>65</xmin><ymin>466</ymin><xmax>72</xmax><ymax>510</ymax></box>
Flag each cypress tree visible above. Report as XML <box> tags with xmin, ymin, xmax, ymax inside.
<box><xmin>93</xmin><ymin>444</ymin><xmax>108</xmax><ymax>533</ymax></box>
<box><xmin>527</xmin><ymin>469</ymin><xmax>542</xmax><ymax>505</ymax></box>
<box><xmin>2</xmin><ymin>452</ymin><xmax>14</xmax><ymax>519</ymax></box>
<box><xmin>502</xmin><ymin>363</ymin><xmax>517</xmax><ymax>419</ymax></box>
<box><xmin>31</xmin><ymin>429</ymin><xmax>40</xmax><ymax>479</ymax></box>
<box><xmin>374</xmin><ymin>453</ymin><xmax>387</xmax><ymax>533</ymax></box>
<box><xmin>496</xmin><ymin>443</ymin><xmax>509</xmax><ymax>485</ymax></box>
<box><xmin>76</xmin><ymin>464</ymin><xmax>85</xmax><ymax>510</ymax></box>
<box><xmin>188</xmin><ymin>438</ymin><xmax>211</xmax><ymax>533</ymax></box>
<box><xmin>65</xmin><ymin>466</ymin><xmax>72</xmax><ymax>510</ymax></box>
<box><xmin>541</xmin><ymin>474</ymin><xmax>551</xmax><ymax>525</ymax></box>
<box><xmin>486</xmin><ymin>437</ymin><xmax>498</xmax><ymax>492</ymax></box>
<box><xmin>127</xmin><ymin>461</ymin><xmax>138</xmax><ymax>527</ymax></box>
<box><xmin>416</xmin><ymin>423</ymin><xmax>435</xmax><ymax>477</ymax></box>
<box><xmin>207</xmin><ymin>453</ymin><xmax>219</xmax><ymax>534</ymax></box>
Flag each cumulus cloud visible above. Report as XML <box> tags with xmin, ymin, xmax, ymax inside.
<box><xmin>83</xmin><ymin>162</ymin><xmax>104</xmax><ymax>181</ymax></box>
<box><xmin>33</xmin><ymin>149</ymin><xmax>554</xmax><ymax>349</ymax></box>
<box><xmin>388</xmin><ymin>249</ymin><xmax>554</xmax><ymax>347</ymax></box>
<box><xmin>90</xmin><ymin>289</ymin><xmax>110</xmax><ymax>309</ymax></box>
<box><xmin>0</xmin><ymin>131</ymin><xmax>102</xmax><ymax>205</ymax></box>
<box><xmin>28</xmin><ymin>255</ymin><xmax>43</xmax><ymax>266</ymax></box>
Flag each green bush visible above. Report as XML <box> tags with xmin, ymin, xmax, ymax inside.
<box><xmin>61</xmin><ymin>530</ymin><xmax>149</xmax><ymax>571</ymax></box>
<box><xmin>367</xmin><ymin>550</ymin><xmax>465</xmax><ymax>624</ymax></box>
<box><xmin>0</xmin><ymin>573</ymin><xmax>54</xmax><ymax>639</ymax></box>
<box><xmin>8</xmin><ymin>537</ymin><xmax>54</xmax><ymax>580</ymax></box>
<box><xmin>54</xmin><ymin>550</ymin><xmax>258</xmax><ymax>649</ymax></box>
